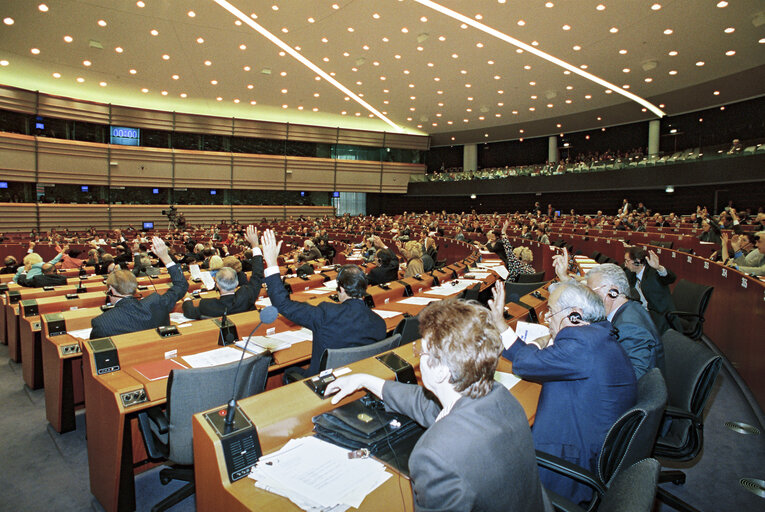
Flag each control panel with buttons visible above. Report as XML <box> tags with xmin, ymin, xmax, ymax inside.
<box><xmin>60</xmin><ymin>344</ymin><xmax>81</xmax><ymax>356</ymax></box>
<box><xmin>120</xmin><ymin>389</ymin><xmax>148</xmax><ymax>408</ymax></box>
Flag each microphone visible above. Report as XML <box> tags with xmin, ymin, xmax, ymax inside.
<box><xmin>223</xmin><ymin>305</ymin><xmax>279</xmax><ymax>434</ymax></box>
<box><xmin>219</xmin><ymin>307</ymin><xmax>233</xmax><ymax>345</ymax></box>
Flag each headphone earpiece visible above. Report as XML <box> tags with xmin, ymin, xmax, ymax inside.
<box><xmin>607</xmin><ymin>288</ymin><xmax>619</xmax><ymax>299</ymax></box>
<box><xmin>568</xmin><ymin>312</ymin><xmax>583</xmax><ymax>324</ymax></box>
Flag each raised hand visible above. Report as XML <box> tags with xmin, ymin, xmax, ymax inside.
<box><xmin>487</xmin><ymin>280</ymin><xmax>508</xmax><ymax>333</ymax></box>
<box><xmin>260</xmin><ymin>229</ymin><xmax>283</xmax><ymax>269</ymax></box>
<box><xmin>646</xmin><ymin>250</ymin><xmax>661</xmax><ymax>269</ymax></box>
<box><xmin>552</xmin><ymin>247</ymin><xmax>569</xmax><ymax>281</ymax></box>
<box><xmin>244</xmin><ymin>225</ymin><xmax>259</xmax><ymax>248</ymax></box>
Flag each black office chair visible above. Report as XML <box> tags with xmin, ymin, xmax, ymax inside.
<box><xmin>137</xmin><ymin>354</ymin><xmax>271</xmax><ymax>512</ymax></box>
<box><xmin>505</xmin><ymin>281</ymin><xmax>546</xmax><ymax>301</ymax></box>
<box><xmin>590</xmin><ymin>251</ymin><xmax>602</xmax><ymax>262</ymax></box>
<box><xmin>517</xmin><ymin>270</ymin><xmax>546</xmax><ymax>283</ymax></box>
<box><xmin>459</xmin><ymin>282</ymin><xmax>482</xmax><ymax>301</ymax></box>
<box><xmin>319</xmin><ymin>333</ymin><xmax>402</xmax><ymax>370</ymax></box>
<box><xmin>650</xmin><ymin>240</ymin><xmax>674</xmax><ymax>249</ymax></box>
<box><xmin>665</xmin><ymin>279</ymin><xmax>714</xmax><ymax>340</ymax></box>
<box><xmin>393</xmin><ymin>315</ymin><xmax>420</xmax><ymax>346</ymax></box>
<box><xmin>537</xmin><ymin>369</ymin><xmax>667</xmax><ymax>511</ymax></box>
<box><xmin>545</xmin><ymin>458</ymin><xmax>661</xmax><ymax>512</ymax></box>
<box><xmin>653</xmin><ymin>330</ymin><xmax>722</xmax><ymax>512</ymax></box>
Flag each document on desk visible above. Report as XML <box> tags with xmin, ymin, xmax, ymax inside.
<box><xmin>463</xmin><ymin>271</ymin><xmax>492</xmax><ymax>279</ymax></box>
<box><xmin>494</xmin><ymin>371</ymin><xmax>522</xmax><ymax>390</ymax></box>
<box><xmin>189</xmin><ymin>264</ymin><xmax>202</xmax><ymax>280</ymax></box>
<box><xmin>68</xmin><ymin>327</ymin><xmax>93</xmax><ymax>340</ymax></box>
<box><xmin>515</xmin><ymin>321</ymin><xmax>551</xmax><ymax>344</ymax></box>
<box><xmin>182</xmin><ymin>347</ymin><xmax>253</xmax><ymax>368</ymax></box>
<box><xmin>372</xmin><ymin>309</ymin><xmax>403</xmax><ymax>319</ymax></box>
<box><xmin>255</xmin><ymin>297</ymin><xmax>272</xmax><ymax>307</ymax></box>
<box><xmin>200</xmin><ymin>271</ymin><xmax>216</xmax><ymax>291</ymax></box>
<box><xmin>398</xmin><ymin>296</ymin><xmax>440</xmax><ymax>306</ymax></box>
<box><xmin>169</xmin><ymin>312</ymin><xmax>194</xmax><ymax>324</ymax></box>
<box><xmin>322</xmin><ymin>279</ymin><xmax>338</xmax><ymax>289</ymax></box>
<box><xmin>268</xmin><ymin>327</ymin><xmax>313</xmax><ymax>344</ymax></box>
<box><xmin>424</xmin><ymin>279</ymin><xmax>482</xmax><ymax>296</ymax></box>
<box><xmin>310</xmin><ymin>287</ymin><xmax>335</xmax><ymax>294</ymax></box>
<box><xmin>250</xmin><ymin>436</ymin><xmax>391</xmax><ymax>511</ymax></box>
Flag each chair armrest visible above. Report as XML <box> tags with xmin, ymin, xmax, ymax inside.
<box><xmin>536</xmin><ymin>450</ymin><xmax>608</xmax><ymax>502</ymax></box>
<box><xmin>665</xmin><ymin>310</ymin><xmax>703</xmax><ymax>321</ymax></box>
<box><xmin>145</xmin><ymin>405</ymin><xmax>170</xmax><ymax>434</ymax></box>
<box><xmin>663</xmin><ymin>405</ymin><xmax>700</xmax><ymax>423</ymax></box>
<box><xmin>136</xmin><ymin>405</ymin><xmax>170</xmax><ymax>461</ymax></box>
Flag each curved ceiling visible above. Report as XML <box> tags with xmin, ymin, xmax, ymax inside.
<box><xmin>1</xmin><ymin>0</ymin><xmax>764</xmax><ymax>143</ymax></box>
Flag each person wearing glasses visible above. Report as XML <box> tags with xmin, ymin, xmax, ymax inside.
<box><xmin>327</xmin><ymin>299</ymin><xmax>552</xmax><ymax>512</ymax></box>
<box><xmin>724</xmin><ymin>231</ymin><xmax>765</xmax><ymax>276</ymax></box>
<box><xmin>622</xmin><ymin>246</ymin><xmax>676</xmax><ymax>333</ymax></box>
<box><xmin>488</xmin><ymin>280</ymin><xmax>636</xmax><ymax>505</ymax></box>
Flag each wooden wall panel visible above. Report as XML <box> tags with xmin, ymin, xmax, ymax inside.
<box><xmin>384</xmin><ymin>132</ymin><xmax>430</xmax><ymax>151</ymax></box>
<box><xmin>173</xmin><ymin>205</ymin><xmax>232</xmax><ymax>227</ymax></box>
<box><xmin>337</xmin><ymin>128</ymin><xmax>385</xmax><ymax>148</ymax></box>
<box><xmin>174</xmin><ymin>113</ymin><xmax>232</xmax><ymax>135</ymax></box>
<box><xmin>287</xmin><ymin>124</ymin><xmax>337</xmax><ymax>144</ymax></box>
<box><xmin>0</xmin><ymin>133</ymin><xmax>36</xmax><ymax>181</ymax></box>
<box><xmin>0</xmin><ymin>85</ymin><xmax>37</xmax><ymax>114</ymax></box>
<box><xmin>109</xmin><ymin>146</ymin><xmax>173</xmax><ymax>187</ymax></box>
<box><xmin>38</xmin><ymin>204</ymin><xmax>109</xmax><ymax>231</ymax></box>
<box><xmin>0</xmin><ymin>203</ymin><xmax>37</xmax><ymax>231</ymax></box>
<box><xmin>37</xmin><ymin>95</ymin><xmax>110</xmax><ymax>125</ymax></box>
<box><xmin>37</xmin><ymin>138</ymin><xmax>109</xmax><ymax>185</ymax></box>
<box><xmin>110</xmin><ymin>205</ymin><xmax>168</xmax><ymax>229</ymax></box>
<box><xmin>233</xmin><ymin>118</ymin><xmax>288</xmax><ymax>140</ymax></box>
<box><xmin>110</xmin><ymin>105</ymin><xmax>174</xmax><ymax>131</ymax></box>
<box><xmin>287</xmin><ymin>205</ymin><xmax>336</xmax><ymax>219</ymax></box>
<box><xmin>173</xmin><ymin>150</ymin><xmax>231</xmax><ymax>188</ymax></box>
<box><xmin>232</xmin><ymin>154</ymin><xmax>285</xmax><ymax>190</ymax></box>
<box><xmin>285</xmin><ymin>157</ymin><xmax>335</xmax><ymax>191</ymax></box>
<box><xmin>380</xmin><ymin>162</ymin><xmax>426</xmax><ymax>193</ymax></box>
<box><xmin>233</xmin><ymin>205</ymin><xmax>290</xmax><ymax>222</ymax></box>
<box><xmin>335</xmin><ymin>160</ymin><xmax>382</xmax><ymax>192</ymax></box>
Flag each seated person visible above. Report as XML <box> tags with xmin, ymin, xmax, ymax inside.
<box><xmin>697</xmin><ymin>219</ymin><xmax>722</xmax><ymax>245</ymax></box>
<box><xmin>261</xmin><ymin>229</ymin><xmax>387</xmax><ymax>378</ymax></box>
<box><xmin>513</xmin><ymin>246</ymin><xmax>534</xmax><ymax>268</ymax></box>
<box><xmin>90</xmin><ymin>237</ymin><xmax>189</xmax><ymax>339</ymax></box>
<box><xmin>499</xmin><ymin>221</ymin><xmax>536</xmax><ymax>281</ymax></box>
<box><xmin>489</xmin><ymin>280</ymin><xmax>636</xmax><ymax>504</ymax></box>
<box><xmin>366</xmin><ymin>248</ymin><xmax>399</xmax><ymax>286</ymax></box>
<box><xmin>623</xmin><ymin>247</ymin><xmax>676</xmax><ymax>333</ymax></box>
<box><xmin>0</xmin><ymin>255</ymin><xmax>19</xmax><ymax>274</ymax></box>
<box><xmin>208</xmin><ymin>255</ymin><xmax>224</xmax><ymax>278</ymax></box>
<box><xmin>13</xmin><ymin>244</ymin><xmax>64</xmax><ymax>284</ymax></box>
<box><xmin>95</xmin><ymin>253</ymin><xmax>116</xmax><ymax>275</ymax></box>
<box><xmin>222</xmin><ymin>255</ymin><xmax>248</xmax><ymax>286</ymax></box>
<box><xmin>727</xmin><ymin>231</ymin><xmax>765</xmax><ymax>276</ymax></box>
<box><xmin>132</xmin><ymin>253</ymin><xmax>161</xmax><ymax>277</ymax></box>
<box><xmin>297</xmin><ymin>239</ymin><xmax>322</xmax><ymax>263</ymax></box>
<box><xmin>183</xmin><ymin>226</ymin><xmax>264</xmax><ymax>319</ymax></box>
<box><xmin>18</xmin><ymin>262</ymin><xmax>68</xmax><ymax>288</ymax></box>
<box><xmin>327</xmin><ymin>299</ymin><xmax>552</xmax><ymax>512</ymax></box>
<box><xmin>400</xmin><ymin>241</ymin><xmax>425</xmax><ymax>278</ymax></box>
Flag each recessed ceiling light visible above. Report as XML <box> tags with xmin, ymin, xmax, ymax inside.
<box><xmin>668</xmin><ymin>50</ymin><xmax>678</xmax><ymax>56</ymax></box>
<box><xmin>713</xmin><ymin>90</ymin><xmax>720</xmax><ymax>95</ymax></box>
<box><xmin>63</xmin><ymin>35</ymin><xmax>73</xmax><ymax>42</ymax></box>
<box><xmin>573</xmin><ymin>45</ymin><xmax>581</xmax><ymax>51</ymax></box>
<box><xmin>716</xmin><ymin>1</ymin><xmax>728</xmax><ymax>7</ymax></box>
<box><xmin>596</xmin><ymin>4</ymin><xmax>605</xmax><ymax>10</ymax></box>
<box><xmin>204</xmin><ymin>60</ymin><xmax>212</xmax><ymax>66</ymax></box>
<box><xmin>562</xmin><ymin>24</ymin><xmax>571</xmax><ymax>30</ymax></box>
<box><xmin>663</xmin><ymin>28</ymin><xmax>673</xmax><ymax>35</ymax></box>
<box><xmin>724</xmin><ymin>27</ymin><xmax>735</xmax><ymax>33</ymax></box>
<box><xmin>531</xmin><ymin>40</ymin><xmax>539</xmax><ymax>46</ymax></box>
<box><xmin>180</xmin><ymin>93</ymin><xmax>187</xmax><ymax>98</ymax></box>
<box><xmin>136</xmin><ymin>1</ymin><xmax>145</xmax><ymax>7</ymax></box>
<box><xmin>668</xmin><ymin>70</ymin><xmax>677</xmax><ymax>75</ymax></box>
<box><xmin>725</xmin><ymin>50</ymin><xmax>736</xmax><ymax>56</ymax></box>
<box><xmin>760</xmin><ymin>38</ymin><xmax>765</xmax><ymax>44</ymax></box>
<box><xmin>517</xmin><ymin>20</ymin><xmax>525</xmax><ymax>26</ymax></box>
<box><xmin>150</xmin><ymin>29</ymin><xmax>159</xmax><ymax>36</ymax></box>
<box><xmin>622</xmin><ymin>68</ymin><xmax>630</xmax><ymax>73</ymax></box>
<box><xmin>545</xmin><ymin>2</ymin><xmax>554</xmax><ymax>7</ymax></box>
<box><xmin>99</xmin><ymin>81</ymin><xmax>107</xmax><ymax>87</ymax></box>
<box><xmin>239</xmin><ymin>44</ymin><xmax>247</xmax><ymax>50</ymax></box>
<box><xmin>162</xmin><ymin>54</ymin><xmax>170</xmax><ymax>60</ymax></box>
<box><xmin>210</xmin><ymin>80</ymin><xmax>218</xmax><ymax>85</ymax></box>
<box><xmin>30</xmin><ymin>48</ymin><xmax>40</xmax><ymax>55</ymax></box>
<box><xmin>76</xmin><ymin>77</ymin><xmax>84</xmax><ymax>83</ymax></box>
<box><xmin>129</xmin><ymin>68</ymin><xmax>137</xmax><ymax>74</ymax></box>
<box><xmin>530</xmin><ymin>95</ymin><xmax>537</xmax><ymax>99</ymax></box>
<box><xmin>244</xmin><ymin>66</ymin><xmax>251</xmax><ymax>71</ymax></box>
<box><xmin>696</xmin><ymin>61</ymin><xmax>705</xmax><ymax>66</ymax></box>
<box><xmin>585</xmin><ymin>94</ymin><xmax>592</xmax><ymax>99</ymax></box>
<box><xmin>644</xmin><ymin>77</ymin><xmax>653</xmax><ymax>82</ymax></box>
<box><xmin>248</xmin><ymin>84</ymin><xmax>255</xmax><ymax>89</ymax></box>
<box><xmin>52</xmin><ymin>72</ymin><xmax>61</xmax><ymax>78</ymax></box>
<box><xmin>651</xmin><ymin>4</ymin><xmax>661</xmax><ymax>10</ymax></box>
<box><xmin>141</xmin><ymin>87</ymin><xmax>148</xmax><ymax>93</ymax></box>
<box><xmin>82</xmin><ymin>60</ymin><xmax>91</xmax><ymax>66</ymax></box>
<box><xmin>321</xmin><ymin>37</ymin><xmax>328</xmax><ymax>43</ymax></box>
<box><xmin>235</xmin><ymin>20</ymin><xmax>241</xmax><ymax>25</ymax></box>
<box><xmin>281</xmin><ymin>27</ymin><xmax>288</xmax><ymax>33</ymax></box>
<box><xmin>172</xmin><ymin>74</ymin><xmax>179</xmax><ymax>80</ymax></box>
<box><xmin>98</xmin><ymin>19</ymin><xmax>107</xmax><ymax>27</ymax></box>
<box><xmin>401</xmin><ymin>27</ymin><xmax>408</xmax><ymax>33</ymax></box>
<box><xmin>488</xmin><ymin>60</ymin><xmax>495</xmax><ymax>64</ymax></box>
<box><xmin>115</xmin><ymin>47</ymin><xmax>123</xmax><ymax>53</ymax></box>
<box><xmin>3</xmin><ymin>17</ymin><xmax>14</xmax><ymax>25</ymax></box>
<box><xmin>619</xmin><ymin>49</ymin><xmax>627</xmax><ymax>54</ymax></box>
<box><xmin>605</xmin><ymin>89</ymin><xmax>612</xmax><ymax>93</ymax></box>
<box><xmin>580</xmin><ymin>64</ymin><xmax>588</xmax><ymax>69</ymax></box>
<box><xmin>609</xmin><ymin>27</ymin><xmax>618</xmax><ymax>33</ymax></box>
<box><xmin>187</xmin><ymin>11</ymin><xmax>195</xmax><ymax>17</ymax></box>
<box><xmin>38</xmin><ymin>4</ymin><xmax>49</xmax><ymax>12</ymax></box>
<box><xmin>565</xmin><ymin>99</ymin><xmax>572</xmax><ymax>104</ymax></box>
<box><xmin>197</xmin><ymin>37</ymin><xmax>205</xmax><ymax>43</ymax></box>
<box><xmin>0</xmin><ymin>60</ymin><xmax>9</xmax><ymax>66</ymax></box>
<box><xmin>451</xmin><ymin>53</ymin><xmax>458</xmax><ymax>58</ymax></box>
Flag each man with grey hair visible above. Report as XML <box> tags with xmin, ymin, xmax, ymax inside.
<box><xmin>728</xmin><ymin>230</ymin><xmax>765</xmax><ymax>276</ymax></box>
<box><xmin>488</xmin><ymin>280</ymin><xmax>636</xmax><ymax>505</ymax></box>
<box><xmin>182</xmin><ymin>225</ymin><xmax>264</xmax><ymax>320</ymax></box>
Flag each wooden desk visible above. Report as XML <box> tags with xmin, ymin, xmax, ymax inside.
<box><xmin>192</xmin><ymin>344</ymin><xmax>541</xmax><ymax>511</ymax></box>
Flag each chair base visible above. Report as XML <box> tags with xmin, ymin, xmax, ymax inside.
<box><xmin>656</xmin><ymin>487</ymin><xmax>702</xmax><ymax>512</ymax></box>
<box><xmin>658</xmin><ymin>469</ymin><xmax>686</xmax><ymax>486</ymax></box>
<box><xmin>152</xmin><ymin>466</ymin><xmax>195</xmax><ymax>512</ymax></box>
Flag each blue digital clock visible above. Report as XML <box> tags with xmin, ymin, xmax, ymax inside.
<box><xmin>110</xmin><ymin>126</ymin><xmax>140</xmax><ymax>146</ymax></box>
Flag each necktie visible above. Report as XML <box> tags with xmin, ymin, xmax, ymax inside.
<box><xmin>636</xmin><ymin>278</ymin><xmax>649</xmax><ymax>310</ymax></box>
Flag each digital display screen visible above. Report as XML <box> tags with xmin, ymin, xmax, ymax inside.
<box><xmin>0</xmin><ymin>182</ymin><xmax>7</xmax><ymax>189</ymax></box>
<box><xmin>332</xmin><ymin>191</ymin><xmax>340</xmax><ymax>198</ymax></box>
<box><xmin>81</xmin><ymin>186</ymin><xmax>89</xmax><ymax>192</ymax></box>
<box><xmin>300</xmin><ymin>191</ymin><xmax>305</xmax><ymax>197</ymax></box>
<box><xmin>210</xmin><ymin>190</ymin><xmax>216</xmax><ymax>195</ymax></box>
<box><xmin>35</xmin><ymin>122</ymin><xmax>45</xmax><ymax>130</ymax></box>
<box><xmin>110</xmin><ymin>126</ymin><xmax>140</xmax><ymax>146</ymax></box>
<box><xmin>152</xmin><ymin>188</ymin><xmax>159</xmax><ymax>194</ymax></box>
<box><xmin>143</xmin><ymin>222</ymin><xmax>154</xmax><ymax>229</ymax></box>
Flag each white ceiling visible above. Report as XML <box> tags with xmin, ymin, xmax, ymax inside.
<box><xmin>1</xmin><ymin>0</ymin><xmax>764</xmax><ymax>143</ymax></box>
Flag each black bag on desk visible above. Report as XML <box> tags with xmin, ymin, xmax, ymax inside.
<box><xmin>312</xmin><ymin>394</ymin><xmax>425</xmax><ymax>476</ymax></box>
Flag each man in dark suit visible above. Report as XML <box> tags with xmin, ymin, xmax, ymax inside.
<box><xmin>490</xmin><ymin>280</ymin><xmax>636</xmax><ymax>504</ymax></box>
<box><xmin>623</xmin><ymin>246</ymin><xmax>676</xmax><ymax>333</ymax></box>
<box><xmin>365</xmin><ymin>248</ymin><xmax>399</xmax><ymax>286</ymax></box>
<box><xmin>585</xmin><ymin>263</ymin><xmax>665</xmax><ymax>380</ymax></box>
<box><xmin>18</xmin><ymin>263</ymin><xmax>68</xmax><ymax>288</ymax></box>
<box><xmin>328</xmin><ymin>299</ymin><xmax>552</xmax><ymax>512</ymax></box>
<box><xmin>261</xmin><ymin>229</ymin><xmax>387</xmax><ymax>378</ymax></box>
<box><xmin>182</xmin><ymin>225</ymin><xmax>264</xmax><ymax>320</ymax></box>
<box><xmin>90</xmin><ymin>237</ymin><xmax>189</xmax><ymax>339</ymax></box>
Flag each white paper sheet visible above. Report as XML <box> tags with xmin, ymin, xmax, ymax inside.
<box><xmin>397</xmin><ymin>296</ymin><xmax>440</xmax><ymax>305</ymax></box>
<box><xmin>424</xmin><ymin>279</ymin><xmax>482</xmax><ymax>297</ymax></box>
<box><xmin>494</xmin><ymin>371</ymin><xmax>522</xmax><ymax>390</ymax></box>
<box><xmin>372</xmin><ymin>309</ymin><xmax>403</xmax><ymax>319</ymax></box>
<box><xmin>255</xmin><ymin>297</ymin><xmax>272</xmax><ymax>307</ymax></box>
<box><xmin>182</xmin><ymin>346</ymin><xmax>252</xmax><ymax>368</ymax></box>
<box><xmin>68</xmin><ymin>327</ymin><xmax>92</xmax><ymax>339</ymax></box>
<box><xmin>322</xmin><ymin>279</ymin><xmax>338</xmax><ymax>289</ymax></box>
<box><xmin>188</xmin><ymin>264</ymin><xmax>202</xmax><ymax>280</ymax></box>
<box><xmin>515</xmin><ymin>321</ymin><xmax>551</xmax><ymax>343</ymax></box>
<box><xmin>200</xmin><ymin>271</ymin><xmax>216</xmax><ymax>291</ymax></box>
<box><xmin>169</xmin><ymin>312</ymin><xmax>194</xmax><ymax>324</ymax></box>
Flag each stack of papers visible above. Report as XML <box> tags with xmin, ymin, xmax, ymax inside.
<box><xmin>169</xmin><ymin>312</ymin><xmax>194</xmax><ymax>324</ymax></box>
<box><xmin>236</xmin><ymin>328</ymin><xmax>313</xmax><ymax>354</ymax></box>
<box><xmin>372</xmin><ymin>309</ymin><xmax>403</xmax><ymax>319</ymax></box>
<box><xmin>250</xmin><ymin>436</ymin><xmax>391</xmax><ymax>511</ymax></box>
<box><xmin>494</xmin><ymin>371</ymin><xmax>521</xmax><ymax>390</ymax></box>
<box><xmin>68</xmin><ymin>327</ymin><xmax>92</xmax><ymax>340</ymax></box>
<box><xmin>398</xmin><ymin>296</ymin><xmax>440</xmax><ymax>306</ymax></box>
<box><xmin>255</xmin><ymin>297</ymin><xmax>272</xmax><ymax>307</ymax></box>
<box><xmin>424</xmin><ymin>279</ymin><xmax>482</xmax><ymax>297</ymax></box>
<box><xmin>182</xmin><ymin>347</ymin><xmax>253</xmax><ymax>368</ymax></box>
<box><xmin>515</xmin><ymin>321</ymin><xmax>552</xmax><ymax>346</ymax></box>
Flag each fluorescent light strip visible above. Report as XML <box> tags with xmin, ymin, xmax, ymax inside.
<box><xmin>211</xmin><ymin>0</ymin><xmax>403</xmax><ymax>131</ymax></box>
<box><xmin>413</xmin><ymin>0</ymin><xmax>666</xmax><ymax>118</ymax></box>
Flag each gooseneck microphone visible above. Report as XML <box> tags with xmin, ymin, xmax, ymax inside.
<box><xmin>223</xmin><ymin>305</ymin><xmax>279</xmax><ymax>434</ymax></box>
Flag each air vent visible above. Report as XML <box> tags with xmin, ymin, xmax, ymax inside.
<box><xmin>740</xmin><ymin>478</ymin><xmax>765</xmax><ymax>498</ymax></box>
<box><xmin>725</xmin><ymin>421</ymin><xmax>760</xmax><ymax>435</ymax></box>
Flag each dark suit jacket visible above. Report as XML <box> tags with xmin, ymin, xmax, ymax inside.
<box><xmin>90</xmin><ymin>264</ymin><xmax>189</xmax><ymax>339</ymax></box>
<box><xmin>624</xmin><ymin>265</ymin><xmax>676</xmax><ymax>332</ymax></box>
<box><xmin>503</xmin><ymin>321</ymin><xmax>636</xmax><ymax>504</ymax></box>
<box><xmin>18</xmin><ymin>273</ymin><xmax>69</xmax><ymax>288</ymax></box>
<box><xmin>264</xmin><ymin>272</ymin><xmax>387</xmax><ymax>377</ymax></box>
<box><xmin>611</xmin><ymin>300</ymin><xmax>665</xmax><ymax>380</ymax></box>
<box><xmin>383</xmin><ymin>381</ymin><xmax>552</xmax><ymax>512</ymax></box>
<box><xmin>182</xmin><ymin>255</ymin><xmax>264</xmax><ymax>319</ymax></box>
<box><xmin>366</xmin><ymin>262</ymin><xmax>399</xmax><ymax>286</ymax></box>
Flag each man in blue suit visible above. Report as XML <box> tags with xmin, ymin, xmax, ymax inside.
<box><xmin>585</xmin><ymin>263</ymin><xmax>665</xmax><ymax>379</ymax></box>
<box><xmin>260</xmin><ymin>229</ymin><xmax>387</xmax><ymax>378</ymax></box>
<box><xmin>489</xmin><ymin>280</ymin><xmax>636</xmax><ymax>504</ymax></box>
<box><xmin>90</xmin><ymin>237</ymin><xmax>189</xmax><ymax>339</ymax></box>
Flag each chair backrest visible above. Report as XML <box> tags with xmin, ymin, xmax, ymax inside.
<box><xmin>460</xmin><ymin>282</ymin><xmax>481</xmax><ymax>301</ymax></box>
<box><xmin>166</xmin><ymin>354</ymin><xmax>271</xmax><ymax>464</ymax></box>
<box><xmin>597</xmin><ymin>459</ymin><xmax>660</xmax><ymax>512</ymax></box>
<box><xmin>320</xmin><ymin>333</ymin><xmax>402</xmax><ymax>371</ymax></box>
<box><xmin>517</xmin><ymin>270</ymin><xmax>546</xmax><ymax>283</ymax></box>
<box><xmin>591</xmin><ymin>251</ymin><xmax>602</xmax><ymax>261</ymax></box>
<box><xmin>661</xmin><ymin>330</ymin><xmax>721</xmax><ymax>417</ymax></box>
<box><xmin>393</xmin><ymin>315</ymin><xmax>420</xmax><ymax>346</ymax></box>
<box><xmin>669</xmin><ymin>279</ymin><xmax>714</xmax><ymax>337</ymax></box>
<box><xmin>598</xmin><ymin>369</ymin><xmax>668</xmax><ymax>486</ymax></box>
<box><xmin>505</xmin><ymin>281</ymin><xmax>545</xmax><ymax>301</ymax></box>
